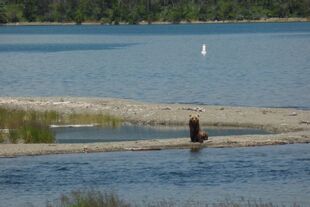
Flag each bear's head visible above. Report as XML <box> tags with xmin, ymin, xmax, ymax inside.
<box><xmin>189</xmin><ymin>114</ymin><xmax>200</xmax><ymax>127</ymax></box>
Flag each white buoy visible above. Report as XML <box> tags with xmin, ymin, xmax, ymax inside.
<box><xmin>201</xmin><ymin>44</ymin><xmax>207</xmax><ymax>56</ymax></box>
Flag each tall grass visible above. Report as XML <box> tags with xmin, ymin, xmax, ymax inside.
<box><xmin>9</xmin><ymin>121</ymin><xmax>55</xmax><ymax>143</ymax></box>
<box><xmin>48</xmin><ymin>190</ymin><xmax>130</xmax><ymax>207</ymax></box>
<box><xmin>64</xmin><ymin>113</ymin><xmax>122</xmax><ymax>128</ymax></box>
<box><xmin>0</xmin><ymin>107</ymin><xmax>56</xmax><ymax>143</ymax></box>
<box><xmin>47</xmin><ymin>190</ymin><xmax>302</xmax><ymax>207</ymax></box>
<box><xmin>0</xmin><ymin>107</ymin><xmax>122</xmax><ymax>143</ymax></box>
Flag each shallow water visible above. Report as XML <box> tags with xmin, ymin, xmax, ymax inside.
<box><xmin>53</xmin><ymin>125</ymin><xmax>270</xmax><ymax>143</ymax></box>
<box><xmin>0</xmin><ymin>23</ymin><xmax>310</xmax><ymax>108</ymax></box>
<box><xmin>0</xmin><ymin>144</ymin><xmax>309</xmax><ymax>206</ymax></box>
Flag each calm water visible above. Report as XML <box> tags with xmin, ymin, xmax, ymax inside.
<box><xmin>54</xmin><ymin>125</ymin><xmax>270</xmax><ymax>143</ymax></box>
<box><xmin>0</xmin><ymin>144</ymin><xmax>309</xmax><ymax>206</ymax></box>
<box><xmin>0</xmin><ymin>23</ymin><xmax>310</xmax><ymax>108</ymax></box>
<box><xmin>0</xmin><ymin>24</ymin><xmax>309</xmax><ymax>207</ymax></box>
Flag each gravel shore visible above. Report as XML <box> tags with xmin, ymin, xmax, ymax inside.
<box><xmin>0</xmin><ymin>97</ymin><xmax>309</xmax><ymax>157</ymax></box>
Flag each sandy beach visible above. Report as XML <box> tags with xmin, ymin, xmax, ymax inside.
<box><xmin>0</xmin><ymin>97</ymin><xmax>309</xmax><ymax>157</ymax></box>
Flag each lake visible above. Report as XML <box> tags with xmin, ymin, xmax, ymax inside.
<box><xmin>0</xmin><ymin>144</ymin><xmax>309</xmax><ymax>206</ymax></box>
<box><xmin>0</xmin><ymin>23</ymin><xmax>310</xmax><ymax>207</ymax></box>
<box><xmin>0</xmin><ymin>23</ymin><xmax>310</xmax><ymax>108</ymax></box>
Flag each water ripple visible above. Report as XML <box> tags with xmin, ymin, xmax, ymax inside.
<box><xmin>0</xmin><ymin>144</ymin><xmax>309</xmax><ymax>206</ymax></box>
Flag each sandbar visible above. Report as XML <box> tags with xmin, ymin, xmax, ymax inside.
<box><xmin>0</xmin><ymin>97</ymin><xmax>309</xmax><ymax>157</ymax></box>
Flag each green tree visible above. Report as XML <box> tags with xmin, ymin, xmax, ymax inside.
<box><xmin>1</xmin><ymin>0</ymin><xmax>310</xmax><ymax>24</ymax></box>
<box><xmin>0</xmin><ymin>1</ymin><xmax>8</xmax><ymax>23</ymax></box>
<box><xmin>6</xmin><ymin>3</ymin><xmax>24</xmax><ymax>22</ymax></box>
<box><xmin>128</xmin><ymin>7</ymin><xmax>140</xmax><ymax>24</ymax></box>
<box><xmin>23</xmin><ymin>0</ymin><xmax>37</xmax><ymax>22</ymax></box>
<box><xmin>111</xmin><ymin>0</ymin><xmax>121</xmax><ymax>24</ymax></box>
<box><xmin>162</xmin><ymin>5</ymin><xmax>183</xmax><ymax>23</ymax></box>
<box><xmin>36</xmin><ymin>0</ymin><xmax>49</xmax><ymax>21</ymax></box>
<box><xmin>75</xmin><ymin>9</ymin><xmax>84</xmax><ymax>24</ymax></box>
<box><xmin>128</xmin><ymin>2</ymin><xmax>147</xmax><ymax>24</ymax></box>
<box><xmin>184</xmin><ymin>2</ymin><xmax>199</xmax><ymax>22</ymax></box>
<box><xmin>78</xmin><ymin>0</ymin><xmax>98</xmax><ymax>20</ymax></box>
<box><xmin>47</xmin><ymin>2</ymin><xmax>66</xmax><ymax>22</ymax></box>
<box><xmin>66</xmin><ymin>0</ymin><xmax>79</xmax><ymax>21</ymax></box>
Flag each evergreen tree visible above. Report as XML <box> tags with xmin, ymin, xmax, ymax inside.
<box><xmin>0</xmin><ymin>1</ymin><xmax>8</xmax><ymax>23</ymax></box>
<box><xmin>6</xmin><ymin>3</ymin><xmax>24</xmax><ymax>22</ymax></box>
<box><xmin>2</xmin><ymin>0</ymin><xmax>310</xmax><ymax>24</ymax></box>
<box><xmin>23</xmin><ymin>0</ymin><xmax>37</xmax><ymax>22</ymax></box>
<box><xmin>36</xmin><ymin>0</ymin><xmax>50</xmax><ymax>21</ymax></box>
<box><xmin>75</xmin><ymin>9</ymin><xmax>84</xmax><ymax>24</ymax></box>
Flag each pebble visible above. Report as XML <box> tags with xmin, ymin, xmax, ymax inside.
<box><xmin>181</xmin><ymin>107</ymin><xmax>205</xmax><ymax>112</ymax></box>
<box><xmin>162</xmin><ymin>107</ymin><xmax>172</xmax><ymax>110</ymax></box>
<box><xmin>288</xmin><ymin>112</ymin><xmax>297</xmax><ymax>116</ymax></box>
<box><xmin>299</xmin><ymin>120</ymin><xmax>310</xmax><ymax>125</ymax></box>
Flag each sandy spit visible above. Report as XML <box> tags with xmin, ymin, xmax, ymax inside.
<box><xmin>0</xmin><ymin>97</ymin><xmax>310</xmax><ymax>157</ymax></box>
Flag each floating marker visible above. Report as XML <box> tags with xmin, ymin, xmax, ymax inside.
<box><xmin>201</xmin><ymin>44</ymin><xmax>207</xmax><ymax>56</ymax></box>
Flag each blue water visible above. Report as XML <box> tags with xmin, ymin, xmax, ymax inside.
<box><xmin>54</xmin><ymin>125</ymin><xmax>270</xmax><ymax>143</ymax></box>
<box><xmin>1</xmin><ymin>23</ymin><xmax>309</xmax><ymax>207</ymax></box>
<box><xmin>0</xmin><ymin>23</ymin><xmax>310</xmax><ymax>108</ymax></box>
<box><xmin>0</xmin><ymin>144</ymin><xmax>309</xmax><ymax>206</ymax></box>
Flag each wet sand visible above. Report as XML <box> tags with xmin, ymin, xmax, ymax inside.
<box><xmin>0</xmin><ymin>97</ymin><xmax>309</xmax><ymax>157</ymax></box>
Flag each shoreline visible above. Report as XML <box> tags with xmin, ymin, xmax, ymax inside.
<box><xmin>1</xmin><ymin>17</ymin><xmax>309</xmax><ymax>26</ymax></box>
<box><xmin>1</xmin><ymin>132</ymin><xmax>310</xmax><ymax>158</ymax></box>
<box><xmin>0</xmin><ymin>97</ymin><xmax>309</xmax><ymax>157</ymax></box>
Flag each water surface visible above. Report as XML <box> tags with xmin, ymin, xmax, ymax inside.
<box><xmin>1</xmin><ymin>23</ymin><xmax>309</xmax><ymax>207</ymax></box>
<box><xmin>0</xmin><ymin>144</ymin><xmax>309</xmax><ymax>206</ymax></box>
<box><xmin>0</xmin><ymin>23</ymin><xmax>309</xmax><ymax>108</ymax></box>
<box><xmin>53</xmin><ymin>125</ymin><xmax>270</xmax><ymax>143</ymax></box>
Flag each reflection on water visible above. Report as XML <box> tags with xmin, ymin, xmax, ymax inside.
<box><xmin>190</xmin><ymin>146</ymin><xmax>204</xmax><ymax>153</ymax></box>
<box><xmin>53</xmin><ymin>124</ymin><xmax>270</xmax><ymax>143</ymax></box>
<box><xmin>0</xmin><ymin>144</ymin><xmax>309</xmax><ymax>206</ymax></box>
<box><xmin>0</xmin><ymin>43</ymin><xmax>138</xmax><ymax>53</ymax></box>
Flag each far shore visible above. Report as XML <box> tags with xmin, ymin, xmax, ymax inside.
<box><xmin>1</xmin><ymin>17</ymin><xmax>309</xmax><ymax>26</ymax></box>
<box><xmin>0</xmin><ymin>97</ymin><xmax>309</xmax><ymax>157</ymax></box>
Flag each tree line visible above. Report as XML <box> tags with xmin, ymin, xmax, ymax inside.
<box><xmin>0</xmin><ymin>0</ymin><xmax>310</xmax><ymax>24</ymax></box>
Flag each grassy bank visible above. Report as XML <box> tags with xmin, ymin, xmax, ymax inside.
<box><xmin>48</xmin><ymin>190</ymin><xmax>303</xmax><ymax>207</ymax></box>
<box><xmin>0</xmin><ymin>107</ymin><xmax>122</xmax><ymax>143</ymax></box>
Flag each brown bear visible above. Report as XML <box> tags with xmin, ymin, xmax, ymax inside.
<box><xmin>189</xmin><ymin>114</ymin><xmax>208</xmax><ymax>143</ymax></box>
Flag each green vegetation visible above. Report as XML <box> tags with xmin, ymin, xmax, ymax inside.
<box><xmin>0</xmin><ymin>107</ymin><xmax>55</xmax><ymax>143</ymax></box>
<box><xmin>0</xmin><ymin>107</ymin><xmax>122</xmax><ymax>143</ymax></box>
<box><xmin>66</xmin><ymin>113</ymin><xmax>122</xmax><ymax>128</ymax></box>
<box><xmin>0</xmin><ymin>0</ymin><xmax>309</xmax><ymax>24</ymax></box>
<box><xmin>0</xmin><ymin>1</ymin><xmax>8</xmax><ymax>23</ymax></box>
<box><xmin>48</xmin><ymin>190</ymin><xmax>302</xmax><ymax>207</ymax></box>
<box><xmin>48</xmin><ymin>190</ymin><xmax>130</xmax><ymax>207</ymax></box>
